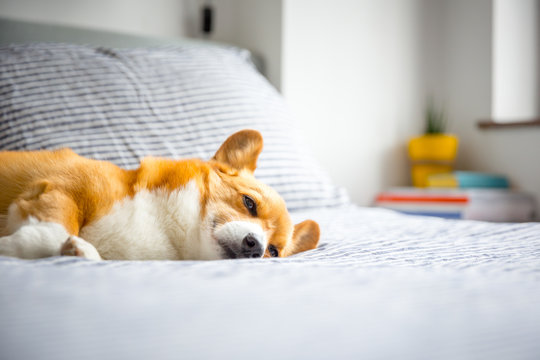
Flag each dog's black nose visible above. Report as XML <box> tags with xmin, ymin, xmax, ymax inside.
<box><xmin>241</xmin><ymin>233</ymin><xmax>263</xmax><ymax>258</ymax></box>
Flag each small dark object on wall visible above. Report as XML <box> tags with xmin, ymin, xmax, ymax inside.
<box><xmin>202</xmin><ymin>4</ymin><xmax>213</xmax><ymax>35</ymax></box>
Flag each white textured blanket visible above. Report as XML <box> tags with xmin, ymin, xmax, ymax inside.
<box><xmin>1</xmin><ymin>205</ymin><xmax>539</xmax><ymax>360</ymax></box>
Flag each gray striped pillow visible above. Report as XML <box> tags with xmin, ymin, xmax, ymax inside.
<box><xmin>0</xmin><ymin>43</ymin><xmax>349</xmax><ymax>211</ymax></box>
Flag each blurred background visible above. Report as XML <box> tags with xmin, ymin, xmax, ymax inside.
<box><xmin>1</xmin><ymin>0</ymin><xmax>539</xmax><ymax>210</ymax></box>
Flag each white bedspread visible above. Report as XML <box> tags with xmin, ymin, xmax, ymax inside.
<box><xmin>1</xmin><ymin>205</ymin><xmax>539</xmax><ymax>360</ymax></box>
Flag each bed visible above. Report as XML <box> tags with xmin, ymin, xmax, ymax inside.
<box><xmin>1</xmin><ymin>17</ymin><xmax>539</xmax><ymax>360</ymax></box>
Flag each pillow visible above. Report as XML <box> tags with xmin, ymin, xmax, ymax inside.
<box><xmin>0</xmin><ymin>43</ymin><xmax>349</xmax><ymax>211</ymax></box>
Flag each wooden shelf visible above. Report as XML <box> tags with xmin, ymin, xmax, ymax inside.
<box><xmin>477</xmin><ymin>119</ymin><xmax>540</xmax><ymax>129</ymax></box>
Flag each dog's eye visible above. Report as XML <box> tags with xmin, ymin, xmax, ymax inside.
<box><xmin>268</xmin><ymin>244</ymin><xmax>279</xmax><ymax>257</ymax></box>
<box><xmin>242</xmin><ymin>195</ymin><xmax>257</xmax><ymax>216</ymax></box>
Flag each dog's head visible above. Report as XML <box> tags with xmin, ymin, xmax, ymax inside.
<box><xmin>200</xmin><ymin>129</ymin><xmax>320</xmax><ymax>260</ymax></box>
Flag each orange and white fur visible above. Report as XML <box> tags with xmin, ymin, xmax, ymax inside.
<box><xmin>0</xmin><ymin>130</ymin><xmax>319</xmax><ymax>261</ymax></box>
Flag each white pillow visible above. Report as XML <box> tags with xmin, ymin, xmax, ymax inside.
<box><xmin>0</xmin><ymin>43</ymin><xmax>349</xmax><ymax>211</ymax></box>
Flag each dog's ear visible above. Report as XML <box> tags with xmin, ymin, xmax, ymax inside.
<box><xmin>283</xmin><ymin>220</ymin><xmax>320</xmax><ymax>256</ymax></box>
<box><xmin>212</xmin><ymin>130</ymin><xmax>263</xmax><ymax>172</ymax></box>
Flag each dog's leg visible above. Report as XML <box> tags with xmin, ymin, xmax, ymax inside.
<box><xmin>0</xmin><ymin>214</ymin><xmax>70</xmax><ymax>259</ymax></box>
<box><xmin>0</xmin><ymin>206</ymin><xmax>102</xmax><ymax>260</ymax></box>
<box><xmin>0</xmin><ymin>181</ymin><xmax>102</xmax><ymax>260</ymax></box>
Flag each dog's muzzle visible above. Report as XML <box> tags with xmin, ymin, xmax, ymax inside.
<box><xmin>213</xmin><ymin>220</ymin><xmax>266</xmax><ymax>259</ymax></box>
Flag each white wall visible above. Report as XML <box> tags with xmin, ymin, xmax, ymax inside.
<box><xmin>281</xmin><ymin>0</ymin><xmax>425</xmax><ymax>205</ymax></box>
<box><xmin>279</xmin><ymin>0</ymin><xmax>540</xmax><ymax>205</ymax></box>
<box><xmin>438</xmin><ymin>0</ymin><xmax>540</xmax><ymax>206</ymax></box>
<box><xmin>0</xmin><ymin>0</ymin><xmax>186</xmax><ymax>38</ymax></box>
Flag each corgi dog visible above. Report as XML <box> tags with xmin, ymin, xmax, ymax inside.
<box><xmin>0</xmin><ymin>130</ymin><xmax>319</xmax><ymax>261</ymax></box>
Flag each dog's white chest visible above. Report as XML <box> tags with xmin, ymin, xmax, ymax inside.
<box><xmin>80</xmin><ymin>181</ymin><xmax>201</xmax><ymax>260</ymax></box>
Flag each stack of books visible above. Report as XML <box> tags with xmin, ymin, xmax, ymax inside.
<box><xmin>374</xmin><ymin>172</ymin><xmax>537</xmax><ymax>222</ymax></box>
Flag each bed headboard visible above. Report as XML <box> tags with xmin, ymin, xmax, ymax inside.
<box><xmin>0</xmin><ymin>17</ymin><xmax>204</xmax><ymax>48</ymax></box>
<box><xmin>0</xmin><ymin>16</ymin><xmax>263</xmax><ymax>71</ymax></box>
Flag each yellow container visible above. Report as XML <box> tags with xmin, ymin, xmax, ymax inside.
<box><xmin>408</xmin><ymin>134</ymin><xmax>458</xmax><ymax>187</ymax></box>
<box><xmin>408</xmin><ymin>134</ymin><xmax>458</xmax><ymax>161</ymax></box>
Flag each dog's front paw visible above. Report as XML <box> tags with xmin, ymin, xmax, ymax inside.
<box><xmin>61</xmin><ymin>236</ymin><xmax>102</xmax><ymax>261</ymax></box>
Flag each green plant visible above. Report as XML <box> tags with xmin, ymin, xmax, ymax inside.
<box><xmin>425</xmin><ymin>100</ymin><xmax>447</xmax><ymax>134</ymax></box>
